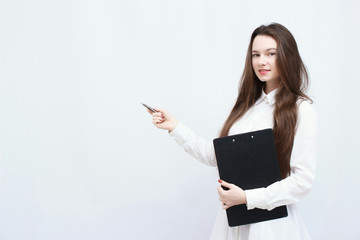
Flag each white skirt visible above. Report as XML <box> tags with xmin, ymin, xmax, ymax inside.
<box><xmin>209</xmin><ymin>204</ymin><xmax>311</xmax><ymax>240</ymax></box>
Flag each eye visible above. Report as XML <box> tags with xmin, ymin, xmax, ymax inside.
<box><xmin>268</xmin><ymin>52</ymin><xmax>276</xmax><ymax>56</ymax></box>
<box><xmin>252</xmin><ymin>54</ymin><xmax>260</xmax><ymax>58</ymax></box>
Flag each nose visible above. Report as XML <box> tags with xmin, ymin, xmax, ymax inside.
<box><xmin>258</xmin><ymin>55</ymin><xmax>267</xmax><ymax>66</ymax></box>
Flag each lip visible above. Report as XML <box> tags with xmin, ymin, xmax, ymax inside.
<box><xmin>259</xmin><ymin>69</ymin><xmax>270</xmax><ymax>75</ymax></box>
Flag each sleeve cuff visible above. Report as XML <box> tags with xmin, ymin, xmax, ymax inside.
<box><xmin>168</xmin><ymin>122</ymin><xmax>189</xmax><ymax>146</ymax></box>
<box><xmin>245</xmin><ymin>188</ymin><xmax>267</xmax><ymax>210</ymax></box>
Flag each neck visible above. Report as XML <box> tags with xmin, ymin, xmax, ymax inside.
<box><xmin>264</xmin><ymin>81</ymin><xmax>280</xmax><ymax>94</ymax></box>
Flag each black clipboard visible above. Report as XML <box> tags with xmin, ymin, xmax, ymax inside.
<box><xmin>213</xmin><ymin>128</ymin><xmax>288</xmax><ymax>227</ymax></box>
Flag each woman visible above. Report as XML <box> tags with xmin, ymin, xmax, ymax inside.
<box><xmin>148</xmin><ymin>23</ymin><xmax>317</xmax><ymax>240</ymax></box>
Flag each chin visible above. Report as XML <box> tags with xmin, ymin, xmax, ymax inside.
<box><xmin>258</xmin><ymin>75</ymin><xmax>274</xmax><ymax>83</ymax></box>
<box><xmin>257</xmin><ymin>77</ymin><xmax>267</xmax><ymax>83</ymax></box>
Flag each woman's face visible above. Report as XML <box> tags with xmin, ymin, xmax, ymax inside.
<box><xmin>251</xmin><ymin>35</ymin><xmax>280</xmax><ymax>92</ymax></box>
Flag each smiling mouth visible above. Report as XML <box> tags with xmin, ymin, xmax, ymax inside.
<box><xmin>259</xmin><ymin>69</ymin><xmax>270</xmax><ymax>75</ymax></box>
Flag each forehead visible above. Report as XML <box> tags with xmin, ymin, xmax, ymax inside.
<box><xmin>252</xmin><ymin>35</ymin><xmax>277</xmax><ymax>51</ymax></box>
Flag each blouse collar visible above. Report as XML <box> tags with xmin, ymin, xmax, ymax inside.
<box><xmin>257</xmin><ymin>88</ymin><xmax>278</xmax><ymax>106</ymax></box>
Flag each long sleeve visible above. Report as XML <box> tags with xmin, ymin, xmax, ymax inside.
<box><xmin>245</xmin><ymin>101</ymin><xmax>317</xmax><ymax>210</ymax></box>
<box><xmin>169</xmin><ymin>122</ymin><xmax>217</xmax><ymax>167</ymax></box>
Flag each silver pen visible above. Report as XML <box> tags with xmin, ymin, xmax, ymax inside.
<box><xmin>141</xmin><ymin>103</ymin><xmax>158</xmax><ymax>113</ymax></box>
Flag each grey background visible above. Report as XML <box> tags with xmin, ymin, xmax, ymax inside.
<box><xmin>1</xmin><ymin>0</ymin><xmax>359</xmax><ymax>239</ymax></box>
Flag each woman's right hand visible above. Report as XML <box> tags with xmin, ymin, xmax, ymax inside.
<box><xmin>147</xmin><ymin>108</ymin><xmax>179</xmax><ymax>132</ymax></box>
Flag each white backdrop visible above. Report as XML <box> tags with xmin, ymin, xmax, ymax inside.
<box><xmin>1</xmin><ymin>0</ymin><xmax>359</xmax><ymax>239</ymax></box>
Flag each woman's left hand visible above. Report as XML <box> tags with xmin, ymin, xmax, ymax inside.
<box><xmin>217</xmin><ymin>180</ymin><xmax>247</xmax><ymax>209</ymax></box>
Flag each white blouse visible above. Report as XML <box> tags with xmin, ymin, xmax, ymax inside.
<box><xmin>169</xmin><ymin>89</ymin><xmax>317</xmax><ymax>240</ymax></box>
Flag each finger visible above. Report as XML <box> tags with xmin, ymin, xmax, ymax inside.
<box><xmin>153</xmin><ymin>108</ymin><xmax>162</xmax><ymax>114</ymax></box>
<box><xmin>217</xmin><ymin>186</ymin><xmax>224</xmax><ymax>195</ymax></box>
<box><xmin>147</xmin><ymin>109</ymin><xmax>158</xmax><ymax>115</ymax></box>
<box><xmin>217</xmin><ymin>187</ymin><xmax>227</xmax><ymax>199</ymax></box>
<box><xmin>153</xmin><ymin>117</ymin><xmax>164</xmax><ymax>122</ymax></box>
<box><xmin>155</xmin><ymin>114</ymin><xmax>165</xmax><ymax>121</ymax></box>
<box><xmin>153</xmin><ymin>120</ymin><xmax>165</xmax><ymax>125</ymax></box>
<box><xmin>154</xmin><ymin>108</ymin><xmax>164</xmax><ymax>113</ymax></box>
<box><xmin>152</xmin><ymin>112</ymin><xmax>163</xmax><ymax>117</ymax></box>
<box><xmin>153</xmin><ymin>118</ymin><xmax>164</xmax><ymax>124</ymax></box>
<box><xmin>219</xmin><ymin>180</ymin><xmax>233</xmax><ymax>189</ymax></box>
<box><xmin>156</xmin><ymin>120</ymin><xmax>165</xmax><ymax>124</ymax></box>
<box><xmin>154</xmin><ymin>108</ymin><xmax>168</xmax><ymax>117</ymax></box>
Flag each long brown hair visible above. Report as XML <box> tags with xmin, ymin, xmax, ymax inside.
<box><xmin>219</xmin><ymin>23</ymin><xmax>312</xmax><ymax>178</ymax></box>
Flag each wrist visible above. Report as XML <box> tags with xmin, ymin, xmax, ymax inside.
<box><xmin>243</xmin><ymin>190</ymin><xmax>247</xmax><ymax>204</ymax></box>
<box><xmin>168</xmin><ymin>120</ymin><xmax>179</xmax><ymax>132</ymax></box>
<box><xmin>237</xmin><ymin>189</ymin><xmax>247</xmax><ymax>205</ymax></box>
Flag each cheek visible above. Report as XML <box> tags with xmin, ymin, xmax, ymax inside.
<box><xmin>252</xmin><ymin>59</ymin><xmax>257</xmax><ymax>70</ymax></box>
<box><xmin>272</xmin><ymin>65</ymin><xmax>280</xmax><ymax>78</ymax></box>
<box><xmin>270</xmin><ymin>60</ymin><xmax>278</xmax><ymax>72</ymax></box>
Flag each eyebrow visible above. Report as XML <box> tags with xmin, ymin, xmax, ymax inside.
<box><xmin>252</xmin><ymin>48</ymin><xmax>277</xmax><ymax>52</ymax></box>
